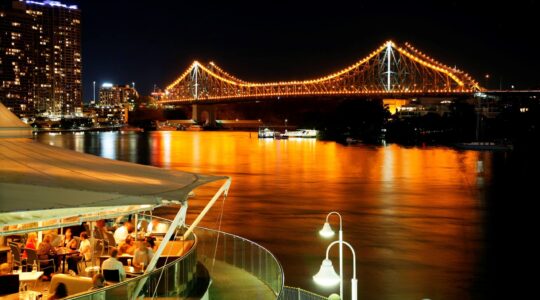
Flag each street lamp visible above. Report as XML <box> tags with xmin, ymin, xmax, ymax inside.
<box><xmin>93</xmin><ymin>81</ymin><xmax>96</xmax><ymax>103</ymax></box>
<box><xmin>313</xmin><ymin>240</ymin><xmax>357</xmax><ymax>300</ymax></box>
<box><xmin>319</xmin><ymin>212</ymin><xmax>343</xmax><ymax>298</ymax></box>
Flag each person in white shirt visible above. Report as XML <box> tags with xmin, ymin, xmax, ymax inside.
<box><xmin>113</xmin><ymin>222</ymin><xmax>133</xmax><ymax>245</ymax></box>
<box><xmin>101</xmin><ymin>249</ymin><xmax>126</xmax><ymax>281</ymax></box>
<box><xmin>67</xmin><ymin>232</ymin><xmax>91</xmax><ymax>274</ymax></box>
<box><xmin>133</xmin><ymin>240</ymin><xmax>154</xmax><ymax>269</ymax></box>
<box><xmin>146</xmin><ymin>219</ymin><xmax>168</xmax><ymax>234</ymax></box>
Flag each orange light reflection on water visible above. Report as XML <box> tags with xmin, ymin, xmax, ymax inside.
<box><xmin>39</xmin><ymin>131</ymin><xmax>488</xmax><ymax>300</ymax></box>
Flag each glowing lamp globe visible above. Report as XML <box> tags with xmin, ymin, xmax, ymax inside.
<box><xmin>319</xmin><ymin>222</ymin><xmax>335</xmax><ymax>238</ymax></box>
<box><xmin>313</xmin><ymin>259</ymin><xmax>340</xmax><ymax>287</ymax></box>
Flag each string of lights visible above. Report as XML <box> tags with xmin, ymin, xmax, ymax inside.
<box><xmin>161</xmin><ymin>41</ymin><xmax>481</xmax><ymax>103</ymax></box>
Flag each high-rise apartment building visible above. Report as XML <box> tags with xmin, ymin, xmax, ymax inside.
<box><xmin>0</xmin><ymin>0</ymin><xmax>81</xmax><ymax>117</ymax></box>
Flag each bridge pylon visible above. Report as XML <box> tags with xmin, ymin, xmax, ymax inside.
<box><xmin>192</xmin><ymin>104</ymin><xmax>217</xmax><ymax>126</ymax></box>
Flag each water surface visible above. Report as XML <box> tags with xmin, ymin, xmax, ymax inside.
<box><xmin>36</xmin><ymin>131</ymin><xmax>508</xmax><ymax>299</ymax></box>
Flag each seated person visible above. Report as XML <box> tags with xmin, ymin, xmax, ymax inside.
<box><xmin>147</xmin><ymin>219</ymin><xmax>168</xmax><ymax>234</ymax></box>
<box><xmin>117</xmin><ymin>235</ymin><xmax>135</xmax><ymax>256</ymax></box>
<box><xmin>37</xmin><ymin>234</ymin><xmax>56</xmax><ymax>279</ymax></box>
<box><xmin>67</xmin><ymin>232</ymin><xmax>91</xmax><ymax>274</ymax></box>
<box><xmin>113</xmin><ymin>222</ymin><xmax>133</xmax><ymax>245</ymax></box>
<box><xmin>89</xmin><ymin>273</ymin><xmax>106</xmax><ymax>290</ymax></box>
<box><xmin>138</xmin><ymin>220</ymin><xmax>149</xmax><ymax>237</ymax></box>
<box><xmin>48</xmin><ymin>282</ymin><xmax>68</xmax><ymax>300</ymax></box>
<box><xmin>0</xmin><ymin>263</ymin><xmax>10</xmax><ymax>274</ymax></box>
<box><xmin>94</xmin><ymin>219</ymin><xmax>111</xmax><ymax>240</ymax></box>
<box><xmin>133</xmin><ymin>240</ymin><xmax>154</xmax><ymax>268</ymax></box>
<box><xmin>23</xmin><ymin>232</ymin><xmax>37</xmax><ymax>258</ymax></box>
<box><xmin>44</xmin><ymin>229</ymin><xmax>62</xmax><ymax>248</ymax></box>
<box><xmin>145</xmin><ymin>236</ymin><xmax>157</xmax><ymax>251</ymax></box>
<box><xmin>66</xmin><ymin>238</ymin><xmax>77</xmax><ymax>251</ymax></box>
<box><xmin>101</xmin><ymin>249</ymin><xmax>126</xmax><ymax>281</ymax></box>
<box><xmin>62</xmin><ymin>228</ymin><xmax>77</xmax><ymax>250</ymax></box>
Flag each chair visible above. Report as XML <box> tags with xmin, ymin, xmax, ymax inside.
<box><xmin>103</xmin><ymin>269</ymin><xmax>120</xmax><ymax>282</ymax></box>
<box><xmin>49</xmin><ymin>274</ymin><xmax>93</xmax><ymax>296</ymax></box>
<box><xmin>25</xmin><ymin>248</ymin><xmax>55</xmax><ymax>275</ymax></box>
<box><xmin>0</xmin><ymin>274</ymin><xmax>20</xmax><ymax>295</ymax></box>
<box><xmin>8</xmin><ymin>242</ymin><xmax>23</xmax><ymax>269</ymax></box>
<box><xmin>104</xmin><ymin>231</ymin><xmax>117</xmax><ymax>252</ymax></box>
<box><xmin>73</xmin><ymin>236</ymin><xmax>81</xmax><ymax>249</ymax></box>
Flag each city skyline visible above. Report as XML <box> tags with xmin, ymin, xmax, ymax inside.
<box><xmin>77</xmin><ymin>0</ymin><xmax>539</xmax><ymax>99</ymax></box>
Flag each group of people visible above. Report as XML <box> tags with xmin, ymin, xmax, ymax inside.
<box><xmin>17</xmin><ymin>228</ymin><xmax>92</xmax><ymax>280</ymax></box>
<box><xmin>16</xmin><ymin>228</ymin><xmax>92</xmax><ymax>280</ymax></box>
<box><xmin>101</xmin><ymin>235</ymin><xmax>156</xmax><ymax>282</ymax></box>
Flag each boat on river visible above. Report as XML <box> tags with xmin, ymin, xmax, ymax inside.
<box><xmin>258</xmin><ymin>127</ymin><xmax>276</xmax><ymax>138</ymax></box>
<box><xmin>283</xmin><ymin>129</ymin><xmax>318</xmax><ymax>138</ymax></box>
<box><xmin>454</xmin><ymin>141</ymin><xmax>513</xmax><ymax>151</ymax></box>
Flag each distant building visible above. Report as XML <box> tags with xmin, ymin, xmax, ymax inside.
<box><xmin>0</xmin><ymin>0</ymin><xmax>81</xmax><ymax>117</ymax></box>
<box><xmin>99</xmin><ymin>83</ymin><xmax>138</xmax><ymax>108</ymax></box>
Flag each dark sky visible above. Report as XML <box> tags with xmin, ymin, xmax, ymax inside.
<box><xmin>74</xmin><ymin>0</ymin><xmax>538</xmax><ymax>100</ymax></box>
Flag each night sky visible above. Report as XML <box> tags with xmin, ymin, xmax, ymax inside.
<box><xmin>74</xmin><ymin>0</ymin><xmax>538</xmax><ymax>100</ymax></box>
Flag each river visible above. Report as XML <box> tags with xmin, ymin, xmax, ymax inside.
<box><xmin>35</xmin><ymin>131</ymin><xmax>534</xmax><ymax>299</ymax></box>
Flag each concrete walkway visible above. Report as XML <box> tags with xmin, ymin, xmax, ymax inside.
<box><xmin>204</xmin><ymin>260</ymin><xmax>276</xmax><ymax>300</ymax></box>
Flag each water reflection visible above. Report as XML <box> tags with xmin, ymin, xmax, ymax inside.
<box><xmin>36</xmin><ymin>131</ymin><xmax>489</xmax><ymax>300</ymax></box>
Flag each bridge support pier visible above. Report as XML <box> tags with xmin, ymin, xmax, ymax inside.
<box><xmin>192</xmin><ymin>104</ymin><xmax>217</xmax><ymax>127</ymax></box>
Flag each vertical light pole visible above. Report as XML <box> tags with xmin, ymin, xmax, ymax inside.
<box><xmin>387</xmin><ymin>42</ymin><xmax>392</xmax><ymax>91</ymax></box>
<box><xmin>319</xmin><ymin>212</ymin><xmax>343</xmax><ymax>299</ymax></box>
<box><xmin>313</xmin><ymin>240</ymin><xmax>357</xmax><ymax>300</ymax></box>
<box><xmin>132</xmin><ymin>82</ymin><xmax>135</xmax><ymax>89</ymax></box>
<box><xmin>284</xmin><ymin>118</ymin><xmax>288</xmax><ymax>130</ymax></box>
<box><xmin>484</xmin><ymin>74</ymin><xmax>490</xmax><ymax>90</ymax></box>
<box><xmin>93</xmin><ymin>81</ymin><xmax>96</xmax><ymax>103</ymax></box>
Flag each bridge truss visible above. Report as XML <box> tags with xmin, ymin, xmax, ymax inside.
<box><xmin>161</xmin><ymin>41</ymin><xmax>480</xmax><ymax>103</ymax></box>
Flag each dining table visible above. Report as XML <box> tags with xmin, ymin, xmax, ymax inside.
<box><xmin>52</xmin><ymin>247</ymin><xmax>79</xmax><ymax>273</ymax></box>
<box><xmin>124</xmin><ymin>265</ymin><xmax>144</xmax><ymax>278</ymax></box>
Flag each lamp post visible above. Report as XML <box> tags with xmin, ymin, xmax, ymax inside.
<box><xmin>313</xmin><ymin>240</ymin><xmax>357</xmax><ymax>300</ymax></box>
<box><xmin>93</xmin><ymin>81</ymin><xmax>96</xmax><ymax>103</ymax></box>
<box><xmin>319</xmin><ymin>212</ymin><xmax>343</xmax><ymax>298</ymax></box>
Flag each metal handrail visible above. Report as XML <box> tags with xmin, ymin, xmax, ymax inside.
<box><xmin>192</xmin><ymin>225</ymin><xmax>286</xmax><ymax>298</ymax></box>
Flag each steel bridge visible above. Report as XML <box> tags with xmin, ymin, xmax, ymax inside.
<box><xmin>159</xmin><ymin>41</ymin><xmax>481</xmax><ymax>105</ymax></box>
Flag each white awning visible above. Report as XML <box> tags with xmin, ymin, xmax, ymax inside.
<box><xmin>0</xmin><ymin>102</ymin><xmax>227</xmax><ymax>234</ymax></box>
<box><xmin>0</xmin><ymin>102</ymin><xmax>33</xmax><ymax>138</ymax></box>
<box><xmin>0</xmin><ymin>137</ymin><xmax>226</xmax><ymax>234</ymax></box>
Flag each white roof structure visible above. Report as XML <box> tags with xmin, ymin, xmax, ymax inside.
<box><xmin>0</xmin><ymin>102</ymin><xmax>227</xmax><ymax>235</ymax></box>
<box><xmin>0</xmin><ymin>102</ymin><xmax>32</xmax><ymax>138</ymax></box>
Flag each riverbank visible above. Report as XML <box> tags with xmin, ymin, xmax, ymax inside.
<box><xmin>34</xmin><ymin>125</ymin><xmax>143</xmax><ymax>133</ymax></box>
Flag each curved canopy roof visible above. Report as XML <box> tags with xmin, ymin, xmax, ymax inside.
<box><xmin>0</xmin><ymin>102</ymin><xmax>32</xmax><ymax>138</ymax></box>
<box><xmin>0</xmin><ymin>103</ymin><xmax>226</xmax><ymax>235</ymax></box>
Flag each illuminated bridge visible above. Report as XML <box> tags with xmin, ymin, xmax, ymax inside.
<box><xmin>159</xmin><ymin>41</ymin><xmax>481</xmax><ymax>105</ymax></box>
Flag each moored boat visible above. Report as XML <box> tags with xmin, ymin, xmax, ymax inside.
<box><xmin>282</xmin><ymin>129</ymin><xmax>318</xmax><ymax>138</ymax></box>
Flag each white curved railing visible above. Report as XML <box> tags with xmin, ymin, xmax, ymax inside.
<box><xmin>281</xmin><ymin>286</ymin><xmax>328</xmax><ymax>300</ymax></box>
<box><xmin>192</xmin><ymin>225</ymin><xmax>285</xmax><ymax>298</ymax></box>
